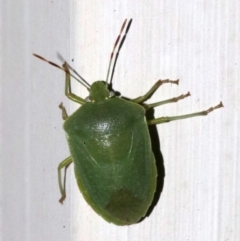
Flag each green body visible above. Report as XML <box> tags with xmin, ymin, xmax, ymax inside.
<box><xmin>64</xmin><ymin>96</ymin><xmax>157</xmax><ymax>225</ymax></box>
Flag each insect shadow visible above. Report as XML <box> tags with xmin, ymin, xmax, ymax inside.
<box><xmin>138</xmin><ymin>107</ymin><xmax>165</xmax><ymax>223</ymax></box>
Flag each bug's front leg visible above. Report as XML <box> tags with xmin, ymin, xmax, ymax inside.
<box><xmin>62</xmin><ymin>63</ymin><xmax>86</xmax><ymax>105</ymax></box>
<box><xmin>131</xmin><ymin>79</ymin><xmax>179</xmax><ymax>103</ymax></box>
<box><xmin>58</xmin><ymin>156</ymin><xmax>73</xmax><ymax>203</ymax></box>
<box><xmin>147</xmin><ymin>102</ymin><xmax>223</xmax><ymax>125</ymax></box>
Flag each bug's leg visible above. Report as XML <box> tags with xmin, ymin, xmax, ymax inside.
<box><xmin>58</xmin><ymin>156</ymin><xmax>73</xmax><ymax>203</ymax></box>
<box><xmin>59</xmin><ymin>102</ymin><xmax>68</xmax><ymax>120</ymax></box>
<box><xmin>148</xmin><ymin>102</ymin><xmax>223</xmax><ymax>125</ymax></box>
<box><xmin>131</xmin><ymin>79</ymin><xmax>179</xmax><ymax>103</ymax></box>
<box><xmin>62</xmin><ymin>63</ymin><xmax>86</xmax><ymax>105</ymax></box>
<box><xmin>144</xmin><ymin>92</ymin><xmax>190</xmax><ymax>110</ymax></box>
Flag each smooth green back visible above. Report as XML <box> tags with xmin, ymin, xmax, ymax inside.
<box><xmin>64</xmin><ymin>97</ymin><xmax>157</xmax><ymax>225</ymax></box>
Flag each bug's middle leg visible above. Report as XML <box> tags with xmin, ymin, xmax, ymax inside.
<box><xmin>59</xmin><ymin>102</ymin><xmax>69</xmax><ymax>120</ymax></box>
<box><xmin>144</xmin><ymin>92</ymin><xmax>190</xmax><ymax>110</ymax></box>
<box><xmin>131</xmin><ymin>79</ymin><xmax>179</xmax><ymax>103</ymax></box>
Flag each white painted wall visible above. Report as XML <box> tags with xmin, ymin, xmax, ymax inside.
<box><xmin>1</xmin><ymin>0</ymin><xmax>239</xmax><ymax>240</ymax></box>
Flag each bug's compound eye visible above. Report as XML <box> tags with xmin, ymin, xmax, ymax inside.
<box><xmin>105</xmin><ymin>91</ymin><xmax>116</xmax><ymax>100</ymax></box>
<box><xmin>85</xmin><ymin>96</ymin><xmax>91</xmax><ymax>102</ymax></box>
<box><xmin>109</xmin><ymin>91</ymin><xmax>116</xmax><ymax>98</ymax></box>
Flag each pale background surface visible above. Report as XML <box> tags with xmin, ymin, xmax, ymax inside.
<box><xmin>0</xmin><ymin>0</ymin><xmax>239</xmax><ymax>241</ymax></box>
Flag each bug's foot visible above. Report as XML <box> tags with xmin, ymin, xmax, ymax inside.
<box><xmin>59</xmin><ymin>195</ymin><xmax>66</xmax><ymax>204</ymax></box>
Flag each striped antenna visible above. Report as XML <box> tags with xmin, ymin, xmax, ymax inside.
<box><xmin>109</xmin><ymin>19</ymin><xmax>132</xmax><ymax>85</ymax></box>
<box><xmin>106</xmin><ymin>19</ymin><xmax>127</xmax><ymax>85</ymax></box>
<box><xmin>33</xmin><ymin>54</ymin><xmax>91</xmax><ymax>90</ymax></box>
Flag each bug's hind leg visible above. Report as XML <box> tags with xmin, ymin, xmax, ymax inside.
<box><xmin>58</xmin><ymin>156</ymin><xmax>73</xmax><ymax>203</ymax></box>
<box><xmin>147</xmin><ymin>102</ymin><xmax>223</xmax><ymax>125</ymax></box>
<box><xmin>131</xmin><ymin>79</ymin><xmax>179</xmax><ymax>103</ymax></box>
<box><xmin>59</xmin><ymin>102</ymin><xmax>68</xmax><ymax>120</ymax></box>
<box><xmin>144</xmin><ymin>92</ymin><xmax>190</xmax><ymax>110</ymax></box>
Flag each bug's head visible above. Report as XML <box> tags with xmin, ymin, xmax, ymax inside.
<box><xmin>33</xmin><ymin>19</ymin><xmax>132</xmax><ymax>105</ymax></box>
<box><xmin>86</xmin><ymin>81</ymin><xmax>115</xmax><ymax>103</ymax></box>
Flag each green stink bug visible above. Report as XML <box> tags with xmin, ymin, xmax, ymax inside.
<box><xmin>33</xmin><ymin>19</ymin><xmax>223</xmax><ymax>225</ymax></box>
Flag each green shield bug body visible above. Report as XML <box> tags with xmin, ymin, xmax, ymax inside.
<box><xmin>34</xmin><ymin>19</ymin><xmax>223</xmax><ymax>225</ymax></box>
